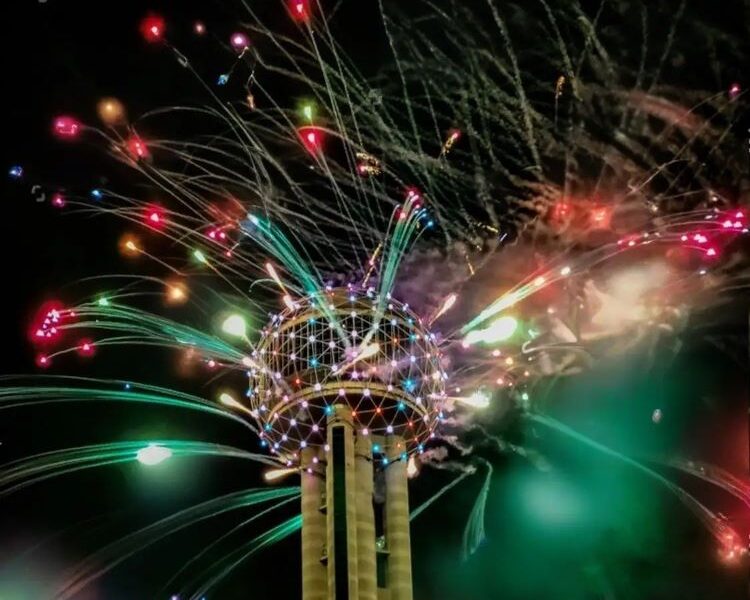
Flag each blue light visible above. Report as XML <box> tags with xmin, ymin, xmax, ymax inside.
<box><xmin>397</xmin><ymin>401</ymin><xmax>405</xmax><ymax>411</ymax></box>
<box><xmin>310</xmin><ymin>358</ymin><xmax>319</xmax><ymax>367</ymax></box>
<box><xmin>417</xmin><ymin>444</ymin><xmax>424</xmax><ymax>453</ymax></box>
<box><xmin>400</xmin><ymin>452</ymin><xmax>407</xmax><ymax>461</ymax></box>
<box><xmin>260</xmin><ymin>440</ymin><xmax>268</xmax><ymax>447</ymax></box>
<box><xmin>373</xmin><ymin>444</ymin><xmax>381</xmax><ymax>453</ymax></box>
<box><xmin>8</xmin><ymin>165</ymin><xmax>23</xmax><ymax>179</ymax></box>
<box><xmin>264</xmin><ymin>424</ymin><xmax>272</xmax><ymax>432</ymax></box>
<box><xmin>123</xmin><ymin>383</ymin><xmax>131</xmax><ymax>390</ymax></box>
<box><xmin>403</xmin><ymin>379</ymin><xmax>416</xmax><ymax>393</ymax></box>
<box><xmin>325</xmin><ymin>405</ymin><xmax>333</xmax><ymax>415</ymax></box>
<box><xmin>90</xmin><ymin>188</ymin><xmax>103</xmax><ymax>199</ymax></box>
<box><xmin>382</xmin><ymin>457</ymin><xmax>389</xmax><ymax>466</ymax></box>
<box><xmin>217</xmin><ymin>73</ymin><xmax>229</xmax><ymax>85</ymax></box>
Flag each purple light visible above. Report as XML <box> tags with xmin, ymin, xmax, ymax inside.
<box><xmin>230</xmin><ymin>32</ymin><xmax>250</xmax><ymax>52</ymax></box>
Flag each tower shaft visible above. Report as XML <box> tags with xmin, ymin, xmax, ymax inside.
<box><xmin>384</xmin><ymin>436</ymin><xmax>413</xmax><ymax>600</ymax></box>
<box><xmin>300</xmin><ymin>407</ymin><xmax>414</xmax><ymax>600</ymax></box>
<box><xmin>355</xmin><ymin>435</ymin><xmax>378</xmax><ymax>600</ymax></box>
<box><xmin>326</xmin><ymin>406</ymin><xmax>360</xmax><ymax>599</ymax></box>
<box><xmin>301</xmin><ymin>447</ymin><xmax>327</xmax><ymax>600</ymax></box>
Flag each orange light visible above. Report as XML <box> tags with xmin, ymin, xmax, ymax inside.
<box><xmin>120</xmin><ymin>234</ymin><xmax>141</xmax><ymax>256</ymax></box>
<box><xmin>165</xmin><ymin>280</ymin><xmax>188</xmax><ymax>305</ymax></box>
<box><xmin>96</xmin><ymin>97</ymin><xmax>126</xmax><ymax>125</ymax></box>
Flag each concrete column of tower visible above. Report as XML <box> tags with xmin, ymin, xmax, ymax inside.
<box><xmin>301</xmin><ymin>447</ymin><xmax>328</xmax><ymax>600</ymax></box>
<box><xmin>326</xmin><ymin>405</ymin><xmax>359</xmax><ymax>599</ymax></box>
<box><xmin>355</xmin><ymin>433</ymin><xmax>377</xmax><ymax>600</ymax></box>
<box><xmin>384</xmin><ymin>435</ymin><xmax>413</xmax><ymax>600</ymax></box>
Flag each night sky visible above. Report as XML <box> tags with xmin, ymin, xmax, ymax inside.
<box><xmin>2</xmin><ymin>1</ymin><xmax>750</xmax><ymax>599</ymax></box>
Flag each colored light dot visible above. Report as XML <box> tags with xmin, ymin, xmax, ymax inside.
<box><xmin>230</xmin><ymin>32</ymin><xmax>250</xmax><ymax>51</ymax></box>
<box><xmin>140</xmin><ymin>14</ymin><xmax>166</xmax><ymax>42</ymax></box>
<box><xmin>53</xmin><ymin>115</ymin><xmax>81</xmax><ymax>139</ymax></box>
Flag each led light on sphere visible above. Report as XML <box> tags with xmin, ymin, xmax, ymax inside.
<box><xmin>482</xmin><ymin>315</ymin><xmax>518</xmax><ymax>343</ymax></box>
<box><xmin>136</xmin><ymin>444</ymin><xmax>172</xmax><ymax>466</ymax></box>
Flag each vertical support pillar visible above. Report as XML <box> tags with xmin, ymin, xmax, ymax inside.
<box><xmin>301</xmin><ymin>447</ymin><xmax>328</xmax><ymax>600</ymax></box>
<box><xmin>355</xmin><ymin>433</ymin><xmax>377</xmax><ymax>600</ymax></box>
<box><xmin>326</xmin><ymin>405</ymin><xmax>359</xmax><ymax>600</ymax></box>
<box><xmin>385</xmin><ymin>435</ymin><xmax>413</xmax><ymax>600</ymax></box>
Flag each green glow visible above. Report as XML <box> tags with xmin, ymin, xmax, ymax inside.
<box><xmin>221</xmin><ymin>314</ymin><xmax>247</xmax><ymax>337</ymax></box>
<box><xmin>98</xmin><ymin>296</ymin><xmax>110</xmax><ymax>307</ymax></box>
<box><xmin>303</xmin><ymin>103</ymin><xmax>314</xmax><ymax>122</ymax></box>
<box><xmin>136</xmin><ymin>444</ymin><xmax>172</xmax><ymax>466</ymax></box>
<box><xmin>193</xmin><ymin>249</ymin><xmax>207</xmax><ymax>264</ymax></box>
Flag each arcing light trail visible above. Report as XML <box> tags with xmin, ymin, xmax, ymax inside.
<box><xmin>6</xmin><ymin>0</ymin><xmax>750</xmax><ymax>595</ymax></box>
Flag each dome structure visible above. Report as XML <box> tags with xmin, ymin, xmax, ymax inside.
<box><xmin>248</xmin><ymin>287</ymin><xmax>447</xmax><ymax>463</ymax></box>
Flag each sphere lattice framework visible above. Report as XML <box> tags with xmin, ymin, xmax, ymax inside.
<box><xmin>249</xmin><ymin>288</ymin><xmax>447</xmax><ymax>462</ymax></box>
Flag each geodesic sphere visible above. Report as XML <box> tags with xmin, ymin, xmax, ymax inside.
<box><xmin>248</xmin><ymin>288</ymin><xmax>447</xmax><ymax>461</ymax></box>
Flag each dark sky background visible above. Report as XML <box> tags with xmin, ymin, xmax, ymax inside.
<box><xmin>1</xmin><ymin>1</ymin><xmax>749</xmax><ymax>599</ymax></box>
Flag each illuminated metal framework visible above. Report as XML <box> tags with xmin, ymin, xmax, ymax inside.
<box><xmin>249</xmin><ymin>288</ymin><xmax>447</xmax><ymax>463</ymax></box>
<box><xmin>250</xmin><ymin>288</ymin><xmax>447</xmax><ymax>600</ymax></box>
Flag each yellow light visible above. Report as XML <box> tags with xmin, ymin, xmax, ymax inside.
<box><xmin>358</xmin><ymin>342</ymin><xmax>380</xmax><ymax>360</ymax></box>
<box><xmin>219</xmin><ymin>392</ymin><xmax>240</xmax><ymax>407</ymax></box>
<box><xmin>120</xmin><ymin>235</ymin><xmax>141</xmax><ymax>256</ymax></box>
<box><xmin>219</xmin><ymin>392</ymin><xmax>254</xmax><ymax>416</ymax></box>
<box><xmin>266</xmin><ymin>262</ymin><xmax>282</xmax><ymax>285</ymax></box>
<box><xmin>457</xmin><ymin>390</ymin><xmax>490</xmax><ymax>408</ymax></box>
<box><xmin>221</xmin><ymin>314</ymin><xmax>246</xmax><ymax>337</ymax></box>
<box><xmin>165</xmin><ymin>280</ymin><xmax>188</xmax><ymax>305</ymax></box>
<box><xmin>407</xmin><ymin>456</ymin><xmax>419</xmax><ymax>478</ymax></box>
<box><xmin>264</xmin><ymin>467</ymin><xmax>296</xmax><ymax>482</ymax></box>
<box><xmin>463</xmin><ymin>315</ymin><xmax>518</xmax><ymax>346</ymax></box>
<box><xmin>432</xmin><ymin>293</ymin><xmax>458</xmax><ymax>322</ymax></box>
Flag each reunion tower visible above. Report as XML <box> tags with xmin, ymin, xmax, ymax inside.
<box><xmin>249</xmin><ymin>287</ymin><xmax>447</xmax><ymax>599</ymax></box>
